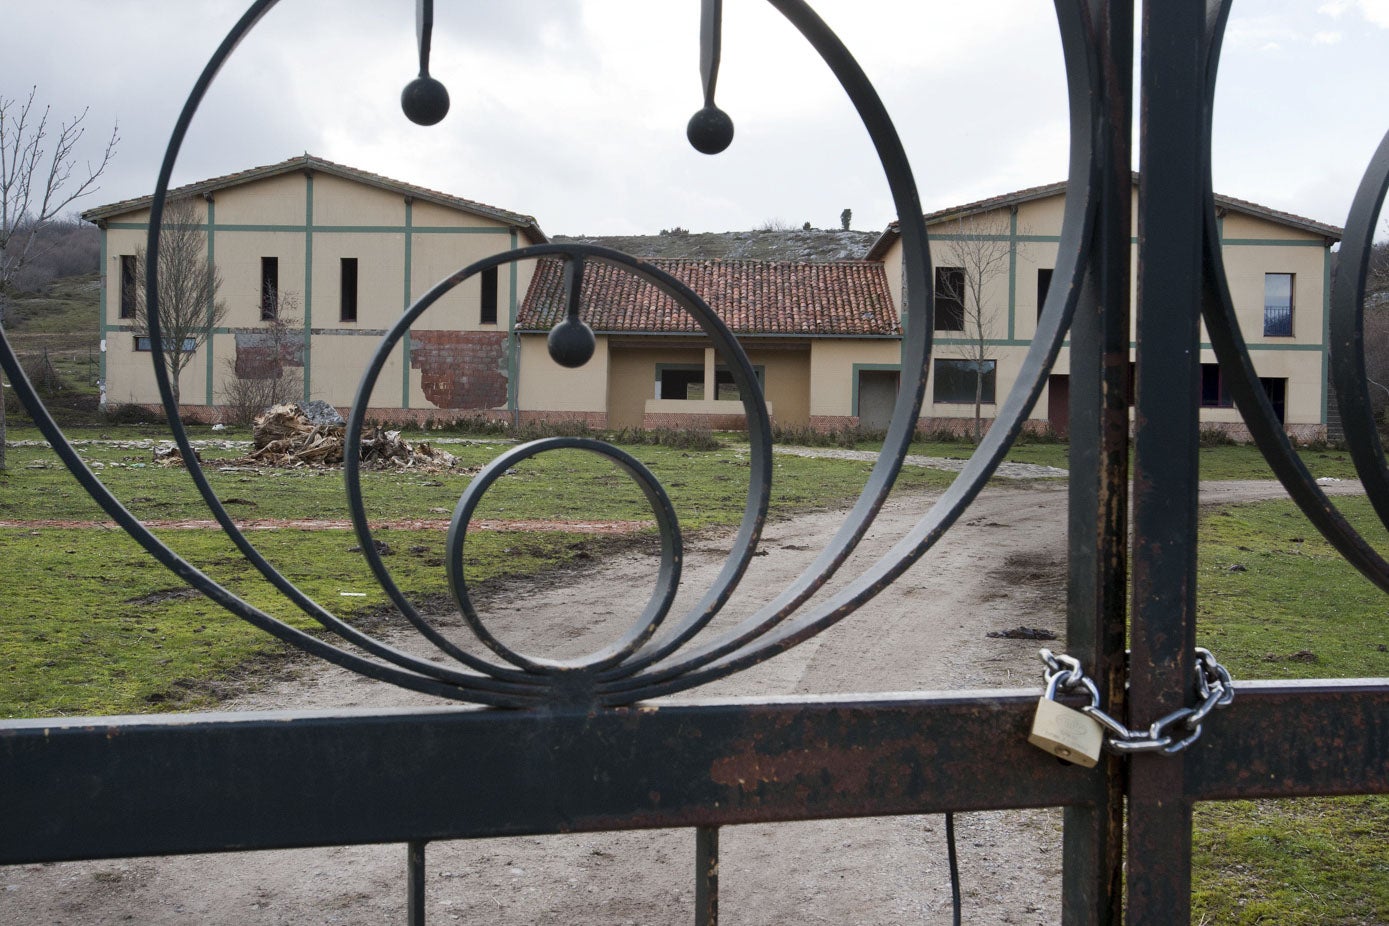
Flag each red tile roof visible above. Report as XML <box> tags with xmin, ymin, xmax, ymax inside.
<box><xmin>517</xmin><ymin>257</ymin><xmax>899</xmax><ymax>337</ymax></box>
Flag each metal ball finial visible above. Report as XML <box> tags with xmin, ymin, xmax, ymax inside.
<box><xmin>401</xmin><ymin>76</ymin><xmax>450</xmax><ymax>126</ymax></box>
<box><xmin>547</xmin><ymin>316</ymin><xmax>596</xmax><ymax>368</ymax></box>
<box><xmin>687</xmin><ymin>106</ymin><xmax>734</xmax><ymax>155</ymax></box>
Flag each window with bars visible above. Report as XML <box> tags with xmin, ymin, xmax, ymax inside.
<box><xmin>1263</xmin><ymin>272</ymin><xmax>1293</xmax><ymax>337</ymax></box>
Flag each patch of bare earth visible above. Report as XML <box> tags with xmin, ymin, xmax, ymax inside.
<box><xmin>2</xmin><ymin>478</ymin><xmax>1363</xmax><ymax>925</ymax></box>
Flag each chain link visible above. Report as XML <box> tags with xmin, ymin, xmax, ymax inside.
<box><xmin>1037</xmin><ymin>647</ymin><xmax>1234</xmax><ymax>757</ymax></box>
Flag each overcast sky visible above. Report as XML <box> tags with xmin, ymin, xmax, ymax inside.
<box><xmin>4</xmin><ymin>1</ymin><xmax>1386</xmax><ymax>237</ymax></box>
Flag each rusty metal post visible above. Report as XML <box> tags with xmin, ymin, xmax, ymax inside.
<box><xmin>1062</xmin><ymin>0</ymin><xmax>1131</xmax><ymax>921</ymax></box>
<box><xmin>408</xmin><ymin>839</ymin><xmax>427</xmax><ymax>926</ymax></box>
<box><xmin>695</xmin><ymin>825</ymin><xmax>719</xmax><ymax>926</ymax></box>
<box><xmin>1129</xmin><ymin>2</ymin><xmax>1206</xmax><ymax>923</ymax></box>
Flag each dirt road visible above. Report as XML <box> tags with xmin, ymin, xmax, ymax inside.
<box><xmin>2</xmin><ymin>478</ymin><xmax>1359</xmax><ymax>925</ymax></box>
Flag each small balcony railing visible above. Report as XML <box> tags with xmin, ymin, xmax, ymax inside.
<box><xmin>1263</xmin><ymin>303</ymin><xmax>1293</xmax><ymax>336</ymax></box>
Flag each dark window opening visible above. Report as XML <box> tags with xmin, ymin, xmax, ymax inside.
<box><xmin>260</xmin><ymin>257</ymin><xmax>279</xmax><ymax>320</ymax></box>
<box><xmin>1200</xmin><ymin>363</ymin><xmax>1234</xmax><ymax>408</ymax></box>
<box><xmin>1037</xmin><ymin>268</ymin><xmax>1054</xmax><ymax>320</ymax></box>
<box><xmin>1263</xmin><ymin>272</ymin><xmax>1293</xmax><ymax>337</ymax></box>
<box><xmin>657</xmin><ymin>364</ymin><xmax>764</xmax><ymax>400</ymax></box>
<box><xmin>340</xmin><ymin>258</ymin><xmax>358</xmax><ymax>322</ymax></box>
<box><xmin>1260</xmin><ymin>377</ymin><xmax>1287</xmax><ymax>425</ymax></box>
<box><xmin>712</xmin><ymin>368</ymin><xmax>744</xmax><ymax>401</ymax></box>
<box><xmin>119</xmin><ymin>255</ymin><xmax>137</xmax><ymax>319</ymax></box>
<box><xmin>1201</xmin><ymin>363</ymin><xmax>1287</xmax><ymax>423</ymax></box>
<box><xmin>480</xmin><ymin>266</ymin><xmax>499</xmax><ymax>325</ymax></box>
<box><xmin>659</xmin><ymin>367</ymin><xmax>704</xmax><ymax>400</ymax></box>
<box><xmin>935</xmin><ymin>267</ymin><xmax>965</xmax><ymax>331</ymax></box>
<box><xmin>933</xmin><ymin>358</ymin><xmax>996</xmax><ymax>404</ymax></box>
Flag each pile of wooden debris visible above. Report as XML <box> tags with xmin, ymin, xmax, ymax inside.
<box><xmin>240</xmin><ymin>404</ymin><xmax>460</xmax><ymax>471</ymax></box>
<box><xmin>152</xmin><ymin>444</ymin><xmax>201</xmax><ymax>467</ymax></box>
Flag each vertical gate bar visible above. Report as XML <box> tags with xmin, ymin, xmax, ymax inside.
<box><xmin>695</xmin><ymin>825</ymin><xmax>719</xmax><ymax>926</ymax></box>
<box><xmin>1061</xmin><ymin>1</ymin><xmax>1132</xmax><ymax>923</ymax></box>
<box><xmin>408</xmin><ymin>839</ymin><xmax>427</xmax><ymax>926</ymax></box>
<box><xmin>1129</xmin><ymin>2</ymin><xmax>1206</xmax><ymax>924</ymax></box>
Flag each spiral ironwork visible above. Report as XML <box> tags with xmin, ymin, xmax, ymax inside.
<box><xmin>1</xmin><ymin>0</ymin><xmax>1382</xmax><ymax>714</ymax></box>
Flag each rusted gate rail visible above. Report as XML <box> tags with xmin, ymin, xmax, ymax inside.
<box><xmin>3</xmin><ymin>2</ymin><xmax>1387</xmax><ymax>924</ymax></box>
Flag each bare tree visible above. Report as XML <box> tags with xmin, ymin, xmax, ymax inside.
<box><xmin>935</xmin><ymin>215</ymin><xmax>1013</xmax><ymax>442</ymax></box>
<box><xmin>132</xmin><ymin>197</ymin><xmax>226</xmax><ymax>408</ymax></box>
<box><xmin>1362</xmin><ymin>239</ymin><xmax>1389</xmax><ymax>427</ymax></box>
<box><xmin>0</xmin><ymin>87</ymin><xmax>117</xmax><ymax>469</ymax></box>
<box><xmin>219</xmin><ymin>290</ymin><xmax>304</xmax><ymax>426</ymax></box>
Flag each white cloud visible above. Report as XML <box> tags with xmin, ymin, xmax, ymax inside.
<box><xmin>1357</xmin><ymin>0</ymin><xmax>1389</xmax><ymax>26</ymax></box>
<box><xmin>1319</xmin><ymin>0</ymin><xmax>1389</xmax><ymax>26</ymax></box>
<box><xmin>1313</xmin><ymin>31</ymin><xmax>1344</xmax><ymax>44</ymax></box>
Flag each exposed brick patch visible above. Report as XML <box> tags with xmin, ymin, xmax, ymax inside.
<box><xmin>1198</xmin><ymin>421</ymin><xmax>1326</xmax><ymax>444</ymax></box>
<box><xmin>809</xmin><ymin>415</ymin><xmax>859</xmax><ymax>432</ymax></box>
<box><xmin>409</xmin><ymin>330</ymin><xmax>508</xmax><ymax>410</ymax></box>
<box><xmin>233</xmin><ymin>329</ymin><xmax>304</xmax><ymax>380</ymax></box>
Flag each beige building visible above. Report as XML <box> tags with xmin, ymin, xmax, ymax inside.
<box><xmin>514</xmin><ymin>257</ymin><xmax>901</xmax><ymax>431</ymax></box>
<box><xmin>83</xmin><ymin>155</ymin><xmax>545</xmax><ymax>420</ymax></box>
<box><xmin>86</xmin><ymin>163</ymin><xmax>1338</xmax><ymax>439</ymax></box>
<box><xmin>868</xmin><ymin>179</ymin><xmax>1341</xmax><ymax>440</ymax></box>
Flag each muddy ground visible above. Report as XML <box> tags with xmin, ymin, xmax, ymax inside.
<box><xmin>2</xmin><ymin>478</ymin><xmax>1356</xmax><ymax>925</ymax></box>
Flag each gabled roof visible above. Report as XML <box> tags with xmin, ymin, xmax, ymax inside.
<box><xmin>81</xmin><ymin>154</ymin><xmax>546</xmax><ymax>243</ymax></box>
<box><xmin>865</xmin><ymin>173</ymin><xmax>1341</xmax><ymax>260</ymax></box>
<box><xmin>517</xmin><ymin>257</ymin><xmax>899</xmax><ymax>337</ymax></box>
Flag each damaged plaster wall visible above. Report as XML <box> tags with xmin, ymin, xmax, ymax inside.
<box><xmin>409</xmin><ymin>330</ymin><xmax>508</xmax><ymax>409</ymax></box>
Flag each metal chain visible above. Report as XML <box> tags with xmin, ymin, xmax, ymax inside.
<box><xmin>1038</xmin><ymin>648</ymin><xmax>1234</xmax><ymax>756</ymax></box>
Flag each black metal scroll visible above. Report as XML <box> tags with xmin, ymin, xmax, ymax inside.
<box><xmin>0</xmin><ymin>1</ymin><xmax>1379</xmax><ymax>714</ymax></box>
<box><xmin>4</xmin><ymin>6</ymin><xmax>1389</xmax><ymax>924</ymax></box>
<box><xmin>0</xmin><ymin>0</ymin><xmax>1090</xmax><ymax>710</ymax></box>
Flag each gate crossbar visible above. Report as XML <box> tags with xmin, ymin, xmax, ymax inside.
<box><xmin>5</xmin><ymin>691</ymin><xmax>1092</xmax><ymax>865</ymax></box>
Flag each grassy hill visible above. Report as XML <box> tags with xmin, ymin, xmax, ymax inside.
<box><xmin>2</xmin><ymin>273</ymin><xmax>103</xmax><ymax>410</ymax></box>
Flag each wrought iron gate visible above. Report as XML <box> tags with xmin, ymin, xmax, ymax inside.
<box><xmin>3</xmin><ymin>2</ymin><xmax>1387</xmax><ymax>923</ymax></box>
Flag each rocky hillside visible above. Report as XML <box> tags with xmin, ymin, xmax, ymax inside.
<box><xmin>552</xmin><ymin>229</ymin><xmax>881</xmax><ymax>263</ymax></box>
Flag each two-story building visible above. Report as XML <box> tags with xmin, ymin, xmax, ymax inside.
<box><xmin>83</xmin><ymin>155</ymin><xmax>545</xmax><ymax>420</ymax></box>
<box><xmin>868</xmin><ymin>178</ymin><xmax>1340</xmax><ymax>440</ymax></box>
<box><xmin>87</xmin><ymin>163</ymin><xmax>1338</xmax><ymax>440</ymax></box>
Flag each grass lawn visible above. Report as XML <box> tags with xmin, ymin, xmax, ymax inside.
<box><xmin>1</xmin><ymin>425</ymin><xmax>1384</xmax><ymax>922</ymax></box>
<box><xmin>1192</xmin><ymin>495</ymin><xmax>1389</xmax><ymax>926</ymax></box>
<box><xmin>0</xmin><ymin>429</ymin><xmax>954</xmax><ymax>717</ymax></box>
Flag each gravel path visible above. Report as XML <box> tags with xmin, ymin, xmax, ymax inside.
<box><xmin>769</xmin><ymin>444</ymin><xmax>1069</xmax><ymax>480</ymax></box>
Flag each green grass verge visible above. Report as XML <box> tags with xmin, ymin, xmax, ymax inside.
<box><xmin>0</xmin><ymin>437</ymin><xmax>953</xmax><ymax>527</ymax></box>
<box><xmin>1195</xmin><ymin>442</ymin><xmax>1363</xmax><ymax>482</ymax></box>
<box><xmin>0</xmin><ymin>436</ymin><xmax>954</xmax><ymax>718</ymax></box>
<box><xmin>0</xmin><ymin>525</ymin><xmax>598</xmax><ymax>718</ymax></box>
<box><xmin>1193</xmin><ymin>496</ymin><xmax>1389</xmax><ymax>926</ymax></box>
<box><xmin>1192</xmin><ymin>797</ymin><xmax>1387</xmax><ymax>926</ymax></box>
<box><xmin>884</xmin><ymin>438</ymin><xmax>1361</xmax><ymax>481</ymax></box>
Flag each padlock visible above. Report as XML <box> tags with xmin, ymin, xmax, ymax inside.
<box><xmin>1029</xmin><ymin>674</ymin><xmax>1104</xmax><ymax>767</ymax></box>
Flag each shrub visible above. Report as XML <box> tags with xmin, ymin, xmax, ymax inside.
<box><xmin>1198</xmin><ymin>426</ymin><xmax>1237</xmax><ymax>447</ymax></box>
<box><xmin>771</xmin><ymin>423</ymin><xmax>884</xmax><ymax>448</ymax></box>
<box><xmin>21</xmin><ymin>349</ymin><xmax>65</xmax><ymax>397</ymax></box>
<box><xmin>104</xmin><ymin>402</ymin><xmax>166</xmax><ymax>425</ymax></box>
<box><xmin>609</xmin><ymin>427</ymin><xmax>722</xmax><ymax>451</ymax></box>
